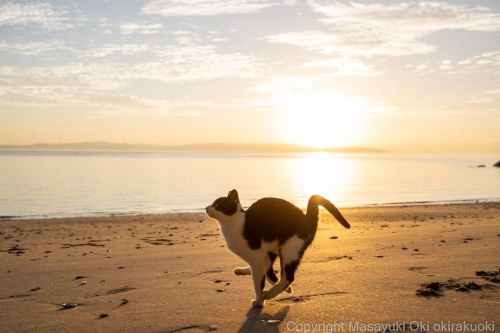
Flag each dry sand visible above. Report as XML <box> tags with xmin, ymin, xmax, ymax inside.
<box><xmin>0</xmin><ymin>203</ymin><xmax>499</xmax><ymax>333</ymax></box>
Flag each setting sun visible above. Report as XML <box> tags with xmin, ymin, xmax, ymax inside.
<box><xmin>278</xmin><ymin>91</ymin><xmax>371</xmax><ymax>148</ymax></box>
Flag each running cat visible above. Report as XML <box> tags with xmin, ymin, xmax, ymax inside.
<box><xmin>206</xmin><ymin>189</ymin><xmax>350</xmax><ymax>307</ymax></box>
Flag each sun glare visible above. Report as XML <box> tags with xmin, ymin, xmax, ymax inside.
<box><xmin>290</xmin><ymin>152</ymin><xmax>356</xmax><ymax>207</ymax></box>
<box><xmin>279</xmin><ymin>91</ymin><xmax>370</xmax><ymax>148</ymax></box>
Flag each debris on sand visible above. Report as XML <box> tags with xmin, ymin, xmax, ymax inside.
<box><xmin>1</xmin><ymin>244</ymin><xmax>26</xmax><ymax>256</ymax></box>
<box><xmin>113</xmin><ymin>298</ymin><xmax>129</xmax><ymax>309</ymax></box>
<box><xmin>262</xmin><ymin>319</ymin><xmax>281</xmax><ymax>325</ymax></box>
<box><xmin>329</xmin><ymin>255</ymin><xmax>353</xmax><ymax>260</ymax></box>
<box><xmin>98</xmin><ymin>313</ymin><xmax>108</xmax><ymax>319</ymax></box>
<box><xmin>475</xmin><ymin>269</ymin><xmax>500</xmax><ymax>283</ymax></box>
<box><xmin>416</xmin><ymin>282</ymin><xmax>443</xmax><ymax>297</ymax></box>
<box><xmin>140</xmin><ymin>237</ymin><xmax>174</xmax><ymax>246</ymax></box>
<box><xmin>106</xmin><ymin>287</ymin><xmax>136</xmax><ymax>295</ymax></box>
<box><xmin>59</xmin><ymin>303</ymin><xmax>78</xmax><ymax>310</ymax></box>
<box><xmin>416</xmin><ymin>276</ymin><xmax>497</xmax><ymax>297</ymax></box>
<box><xmin>61</xmin><ymin>243</ymin><xmax>104</xmax><ymax>248</ymax></box>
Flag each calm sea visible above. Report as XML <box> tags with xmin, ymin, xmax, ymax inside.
<box><xmin>0</xmin><ymin>151</ymin><xmax>499</xmax><ymax>219</ymax></box>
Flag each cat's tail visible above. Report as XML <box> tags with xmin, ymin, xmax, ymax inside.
<box><xmin>306</xmin><ymin>195</ymin><xmax>351</xmax><ymax>234</ymax></box>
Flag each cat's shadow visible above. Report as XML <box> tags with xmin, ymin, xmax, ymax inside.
<box><xmin>237</xmin><ymin>305</ymin><xmax>290</xmax><ymax>333</ymax></box>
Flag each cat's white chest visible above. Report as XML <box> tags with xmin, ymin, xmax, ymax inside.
<box><xmin>218</xmin><ymin>214</ymin><xmax>252</xmax><ymax>260</ymax></box>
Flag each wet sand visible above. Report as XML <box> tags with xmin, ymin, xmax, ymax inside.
<box><xmin>1</xmin><ymin>203</ymin><xmax>499</xmax><ymax>333</ymax></box>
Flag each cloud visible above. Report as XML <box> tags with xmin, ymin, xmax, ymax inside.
<box><xmin>0</xmin><ymin>2</ymin><xmax>82</xmax><ymax>30</ymax></box>
<box><xmin>299</xmin><ymin>57</ymin><xmax>382</xmax><ymax>77</ymax></box>
<box><xmin>407</xmin><ymin>50</ymin><xmax>500</xmax><ymax>75</ymax></box>
<box><xmin>0</xmin><ymin>40</ymin><xmax>153</xmax><ymax>59</ymax></box>
<box><xmin>455</xmin><ymin>51</ymin><xmax>500</xmax><ymax>74</ymax></box>
<box><xmin>82</xmin><ymin>44</ymin><xmax>153</xmax><ymax>58</ymax></box>
<box><xmin>0</xmin><ymin>40</ymin><xmax>73</xmax><ymax>55</ymax></box>
<box><xmin>82</xmin><ymin>94</ymin><xmax>214</xmax><ymax>117</ymax></box>
<box><xmin>120</xmin><ymin>22</ymin><xmax>163</xmax><ymax>34</ymax></box>
<box><xmin>0</xmin><ymin>91</ymin><xmax>213</xmax><ymax>117</ymax></box>
<box><xmin>265</xmin><ymin>1</ymin><xmax>500</xmax><ymax>57</ymax></box>
<box><xmin>0</xmin><ymin>40</ymin><xmax>263</xmax><ymax>113</ymax></box>
<box><xmin>0</xmin><ymin>39</ymin><xmax>262</xmax><ymax>86</ymax></box>
<box><xmin>142</xmin><ymin>0</ymin><xmax>296</xmax><ymax>16</ymax></box>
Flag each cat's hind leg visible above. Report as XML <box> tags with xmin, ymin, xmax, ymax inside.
<box><xmin>263</xmin><ymin>237</ymin><xmax>304</xmax><ymax>300</ymax></box>
<box><xmin>233</xmin><ymin>266</ymin><xmax>251</xmax><ymax>276</ymax></box>
<box><xmin>263</xmin><ymin>259</ymin><xmax>299</xmax><ymax>299</ymax></box>
<box><xmin>265</xmin><ymin>252</ymin><xmax>278</xmax><ymax>284</ymax></box>
<box><xmin>266</xmin><ymin>252</ymin><xmax>292</xmax><ymax>293</ymax></box>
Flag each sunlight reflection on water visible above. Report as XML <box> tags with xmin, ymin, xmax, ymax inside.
<box><xmin>290</xmin><ymin>152</ymin><xmax>356</xmax><ymax>206</ymax></box>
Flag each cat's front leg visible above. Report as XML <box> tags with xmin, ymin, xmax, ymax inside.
<box><xmin>249</xmin><ymin>263</ymin><xmax>266</xmax><ymax>308</ymax></box>
<box><xmin>233</xmin><ymin>266</ymin><xmax>251</xmax><ymax>276</ymax></box>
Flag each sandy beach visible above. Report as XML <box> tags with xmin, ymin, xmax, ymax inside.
<box><xmin>1</xmin><ymin>203</ymin><xmax>499</xmax><ymax>333</ymax></box>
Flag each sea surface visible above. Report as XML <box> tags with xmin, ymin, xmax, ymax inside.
<box><xmin>0</xmin><ymin>151</ymin><xmax>499</xmax><ymax>219</ymax></box>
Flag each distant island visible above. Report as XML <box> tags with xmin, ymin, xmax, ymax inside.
<box><xmin>0</xmin><ymin>141</ymin><xmax>386</xmax><ymax>153</ymax></box>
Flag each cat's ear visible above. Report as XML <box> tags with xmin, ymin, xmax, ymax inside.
<box><xmin>227</xmin><ymin>189</ymin><xmax>240</xmax><ymax>203</ymax></box>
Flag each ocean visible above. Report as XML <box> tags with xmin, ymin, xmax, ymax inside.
<box><xmin>0</xmin><ymin>151</ymin><xmax>499</xmax><ymax>219</ymax></box>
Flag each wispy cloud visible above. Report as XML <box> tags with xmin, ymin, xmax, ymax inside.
<box><xmin>83</xmin><ymin>94</ymin><xmax>214</xmax><ymax>117</ymax></box>
<box><xmin>0</xmin><ymin>2</ymin><xmax>83</xmax><ymax>30</ymax></box>
<box><xmin>0</xmin><ymin>40</ymin><xmax>73</xmax><ymax>55</ymax></box>
<box><xmin>82</xmin><ymin>44</ymin><xmax>153</xmax><ymax>58</ymax></box>
<box><xmin>299</xmin><ymin>57</ymin><xmax>382</xmax><ymax>77</ymax></box>
<box><xmin>265</xmin><ymin>1</ymin><xmax>500</xmax><ymax>57</ymax></box>
<box><xmin>0</xmin><ymin>38</ymin><xmax>263</xmax><ymax>115</ymax></box>
<box><xmin>0</xmin><ymin>91</ymin><xmax>214</xmax><ymax>118</ymax></box>
<box><xmin>120</xmin><ymin>22</ymin><xmax>163</xmax><ymax>35</ymax></box>
<box><xmin>142</xmin><ymin>0</ymin><xmax>296</xmax><ymax>16</ymax></box>
<box><xmin>407</xmin><ymin>50</ymin><xmax>500</xmax><ymax>75</ymax></box>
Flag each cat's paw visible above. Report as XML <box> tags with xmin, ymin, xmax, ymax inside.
<box><xmin>233</xmin><ymin>267</ymin><xmax>251</xmax><ymax>276</ymax></box>
<box><xmin>251</xmin><ymin>299</ymin><xmax>264</xmax><ymax>308</ymax></box>
<box><xmin>285</xmin><ymin>286</ymin><xmax>293</xmax><ymax>293</ymax></box>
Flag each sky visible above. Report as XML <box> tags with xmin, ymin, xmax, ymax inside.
<box><xmin>0</xmin><ymin>0</ymin><xmax>499</xmax><ymax>153</ymax></box>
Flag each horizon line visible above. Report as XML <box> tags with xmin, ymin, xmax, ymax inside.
<box><xmin>0</xmin><ymin>141</ymin><xmax>386</xmax><ymax>153</ymax></box>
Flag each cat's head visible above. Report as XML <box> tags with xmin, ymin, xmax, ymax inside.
<box><xmin>206</xmin><ymin>189</ymin><xmax>241</xmax><ymax>220</ymax></box>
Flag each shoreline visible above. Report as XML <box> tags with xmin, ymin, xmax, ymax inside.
<box><xmin>2</xmin><ymin>197</ymin><xmax>500</xmax><ymax>221</ymax></box>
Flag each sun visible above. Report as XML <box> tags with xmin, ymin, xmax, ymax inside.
<box><xmin>278</xmin><ymin>91</ymin><xmax>369</xmax><ymax>148</ymax></box>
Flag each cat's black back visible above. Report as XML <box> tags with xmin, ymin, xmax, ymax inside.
<box><xmin>243</xmin><ymin>197</ymin><xmax>310</xmax><ymax>249</ymax></box>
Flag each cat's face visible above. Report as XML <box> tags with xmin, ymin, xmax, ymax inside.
<box><xmin>206</xmin><ymin>189</ymin><xmax>240</xmax><ymax>220</ymax></box>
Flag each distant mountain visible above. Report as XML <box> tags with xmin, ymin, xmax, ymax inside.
<box><xmin>0</xmin><ymin>141</ymin><xmax>386</xmax><ymax>153</ymax></box>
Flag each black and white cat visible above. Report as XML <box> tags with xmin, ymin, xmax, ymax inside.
<box><xmin>206</xmin><ymin>189</ymin><xmax>350</xmax><ymax>307</ymax></box>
